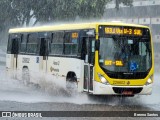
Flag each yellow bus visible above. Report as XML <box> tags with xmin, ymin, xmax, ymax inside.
<box><xmin>6</xmin><ymin>22</ymin><xmax>154</xmax><ymax>96</ymax></box>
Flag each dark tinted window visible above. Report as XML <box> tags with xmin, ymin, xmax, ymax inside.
<box><xmin>64</xmin><ymin>32</ymin><xmax>78</xmax><ymax>55</ymax></box>
<box><xmin>52</xmin><ymin>32</ymin><xmax>64</xmax><ymax>43</ymax></box>
<box><xmin>50</xmin><ymin>32</ymin><xmax>64</xmax><ymax>55</ymax></box>
<box><xmin>26</xmin><ymin>33</ymin><xmax>38</xmax><ymax>54</ymax></box>
<box><xmin>7</xmin><ymin>34</ymin><xmax>20</xmax><ymax>54</ymax></box>
<box><xmin>19</xmin><ymin>34</ymin><xmax>27</xmax><ymax>53</ymax></box>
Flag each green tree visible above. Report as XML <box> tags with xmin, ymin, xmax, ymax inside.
<box><xmin>0</xmin><ymin>0</ymin><xmax>19</xmax><ymax>30</ymax></box>
<box><xmin>33</xmin><ymin>0</ymin><xmax>80</xmax><ymax>23</ymax></box>
<box><xmin>33</xmin><ymin>0</ymin><xmax>113</xmax><ymax>23</ymax></box>
<box><xmin>0</xmin><ymin>0</ymin><xmax>133</xmax><ymax>28</ymax></box>
<box><xmin>10</xmin><ymin>0</ymin><xmax>38</xmax><ymax>26</ymax></box>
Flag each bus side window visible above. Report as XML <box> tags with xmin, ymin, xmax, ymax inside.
<box><xmin>19</xmin><ymin>34</ymin><xmax>27</xmax><ymax>53</ymax></box>
<box><xmin>7</xmin><ymin>34</ymin><xmax>20</xmax><ymax>54</ymax></box>
<box><xmin>71</xmin><ymin>32</ymin><xmax>78</xmax><ymax>55</ymax></box>
<box><xmin>64</xmin><ymin>32</ymin><xmax>78</xmax><ymax>55</ymax></box>
<box><xmin>50</xmin><ymin>32</ymin><xmax>64</xmax><ymax>55</ymax></box>
<box><xmin>26</xmin><ymin>33</ymin><xmax>38</xmax><ymax>54</ymax></box>
<box><xmin>64</xmin><ymin>32</ymin><xmax>71</xmax><ymax>55</ymax></box>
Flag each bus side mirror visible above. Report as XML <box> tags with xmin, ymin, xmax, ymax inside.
<box><xmin>95</xmin><ymin>40</ymin><xmax>100</xmax><ymax>50</ymax></box>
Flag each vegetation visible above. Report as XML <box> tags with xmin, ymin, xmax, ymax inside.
<box><xmin>0</xmin><ymin>0</ymin><xmax>132</xmax><ymax>32</ymax></box>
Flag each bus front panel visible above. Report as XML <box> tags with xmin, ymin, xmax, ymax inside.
<box><xmin>93</xmin><ymin>25</ymin><xmax>154</xmax><ymax>95</ymax></box>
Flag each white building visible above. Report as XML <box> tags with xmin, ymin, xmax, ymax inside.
<box><xmin>104</xmin><ymin>0</ymin><xmax>160</xmax><ymax>43</ymax></box>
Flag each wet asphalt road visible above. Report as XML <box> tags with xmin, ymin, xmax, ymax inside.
<box><xmin>0</xmin><ymin>59</ymin><xmax>160</xmax><ymax>120</ymax></box>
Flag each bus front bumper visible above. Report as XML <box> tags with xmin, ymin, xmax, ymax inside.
<box><xmin>93</xmin><ymin>81</ymin><xmax>152</xmax><ymax>95</ymax></box>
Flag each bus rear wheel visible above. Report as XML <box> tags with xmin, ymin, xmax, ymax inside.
<box><xmin>66</xmin><ymin>79</ymin><xmax>77</xmax><ymax>90</ymax></box>
<box><xmin>22</xmin><ymin>68</ymin><xmax>30</xmax><ymax>86</ymax></box>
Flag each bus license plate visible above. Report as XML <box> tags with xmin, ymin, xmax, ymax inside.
<box><xmin>122</xmin><ymin>91</ymin><xmax>133</xmax><ymax>95</ymax></box>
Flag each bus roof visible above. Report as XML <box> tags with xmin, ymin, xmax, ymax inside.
<box><xmin>9</xmin><ymin>22</ymin><xmax>149</xmax><ymax>33</ymax></box>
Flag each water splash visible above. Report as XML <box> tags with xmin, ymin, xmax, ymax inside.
<box><xmin>0</xmin><ymin>64</ymin><xmax>160</xmax><ymax>108</ymax></box>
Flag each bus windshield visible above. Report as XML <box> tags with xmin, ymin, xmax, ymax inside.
<box><xmin>99</xmin><ymin>36</ymin><xmax>152</xmax><ymax>73</ymax></box>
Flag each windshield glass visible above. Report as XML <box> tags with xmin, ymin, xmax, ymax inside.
<box><xmin>99</xmin><ymin>36</ymin><xmax>152</xmax><ymax>73</ymax></box>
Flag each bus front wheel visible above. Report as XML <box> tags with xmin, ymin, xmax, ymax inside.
<box><xmin>66</xmin><ymin>72</ymin><xmax>78</xmax><ymax>93</ymax></box>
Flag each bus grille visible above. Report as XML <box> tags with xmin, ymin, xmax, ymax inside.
<box><xmin>107</xmin><ymin>72</ymin><xmax>148</xmax><ymax>79</ymax></box>
<box><xmin>112</xmin><ymin>87</ymin><xmax>143</xmax><ymax>94</ymax></box>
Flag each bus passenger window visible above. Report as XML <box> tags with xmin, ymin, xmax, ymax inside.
<box><xmin>71</xmin><ymin>43</ymin><xmax>78</xmax><ymax>55</ymax></box>
<box><xmin>7</xmin><ymin>34</ymin><xmax>20</xmax><ymax>54</ymax></box>
<box><xmin>26</xmin><ymin>34</ymin><xmax>38</xmax><ymax>54</ymax></box>
<box><xmin>64</xmin><ymin>32</ymin><xmax>72</xmax><ymax>54</ymax></box>
<box><xmin>64</xmin><ymin>32</ymin><xmax>78</xmax><ymax>55</ymax></box>
<box><xmin>50</xmin><ymin>32</ymin><xmax>64</xmax><ymax>55</ymax></box>
<box><xmin>19</xmin><ymin>35</ymin><xmax>26</xmax><ymax>53</ymax></box>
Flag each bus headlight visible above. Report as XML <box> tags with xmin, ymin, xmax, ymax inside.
<box><xmin>98</xmin><ymin>73</ymin><xmax>110</xmax><ymax>85</ymax></box>
<box><xmin>145</xmin><ymin>76</ymin><xmax>153</xmax><ymax>85</ymax></box>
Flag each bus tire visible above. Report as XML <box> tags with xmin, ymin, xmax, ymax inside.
<box><xmin>66</xmin><ymin>73</ymin><xmax>78</xmax><ymax>92</ymax></box>
<box><xmin>22</xmin><ymin>67</ymin><xmax>30</xmax><ymax>86</ymax></box>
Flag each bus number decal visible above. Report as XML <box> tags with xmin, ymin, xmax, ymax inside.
<box><xmin>53</xmin><ymin>61</ymin><xmax>60</xmax><ymax>65</ymax></box>
<box><xmin>36</xmin><ymin>57</ymin><xmax>39</xmax><ymax>63</ymax></box>
<box><xmin>22</xmin><ymin>58</ymin><xmax>30</xmax><ymax>63</ymax></box>
<box><xmin>50</xmin><ymin>61</ymin><xmax>60</xmax><ymax>73</ymax></box>
<box><xmin>50</xmin><ymin>66</ymin><xmax>59</xmax><ymax>72</ymax></box>
<box><xmin>113</xmin><ymin>81</ymin><xmax>125</xmax><ymax>85</ymax></box>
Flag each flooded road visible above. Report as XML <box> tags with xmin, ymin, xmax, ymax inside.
<box><xmin>0</xmin><ymin>53</ymin><xmax>160</xmax><ymax>120</ymax></box>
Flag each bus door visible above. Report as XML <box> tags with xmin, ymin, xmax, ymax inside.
<box><xmin>84</xmin><ymin>63</ymin><xmax>94</xmax><ymax>93</ymax></box>
<box><xmin>40</xmin><ymin>38</ymin><xmax>49</xmax><ymax>72</ymax></box>
<box><xmin>83</xmin><ymin>37</ymin><xmax>95</xmax><ymax>93</ymax></box>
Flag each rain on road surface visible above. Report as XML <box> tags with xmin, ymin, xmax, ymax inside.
<box><xmin>0</xmin><ymin>51</ymin><xmax>160</xmax><ymax>120</ymax></box>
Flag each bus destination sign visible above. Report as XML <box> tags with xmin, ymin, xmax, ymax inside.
<box><xmin>105</xmin><ymin>27</ymin><xmax>143</xmax><ymax>36</ymax></box>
